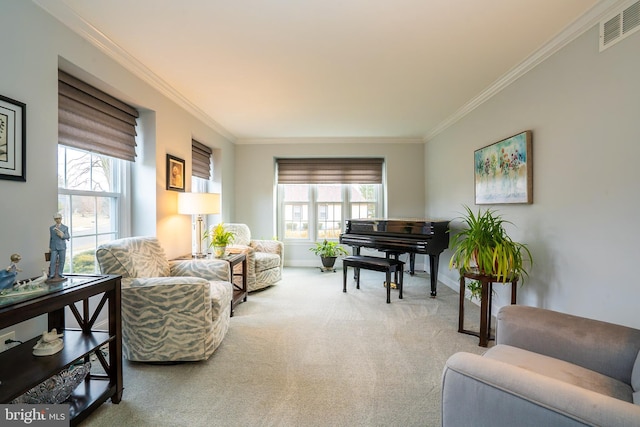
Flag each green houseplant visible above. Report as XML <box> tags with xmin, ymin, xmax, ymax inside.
<box><xmin>448</xmin><ymin>205</ymin><xmax>533</xmax><ymax>284</ymax></box>
<box><xmin>203</xmin><ymin>223</ymin><xmax>235</xmax><ymax>258</ymax></box>
<box><xmin>309</xmin><ymin>240</ymin><xmax>349</xmax><ymax>270</ymax></box>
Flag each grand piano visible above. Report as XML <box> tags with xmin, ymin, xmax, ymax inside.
<box><xmin>339</xmin><ymin>218</ymin><xmax>450</xmax><ymax>297</ymax></box>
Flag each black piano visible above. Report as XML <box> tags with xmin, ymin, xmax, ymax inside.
<box><xmin>339</xmin><ymin>218</ymin><xmax>450</xmax><ymax>297</ymax></box>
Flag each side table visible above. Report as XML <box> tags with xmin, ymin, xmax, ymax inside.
<box><xmin>220</xmin><ymin>252</ymin><xmax>248</xmax><ymax>316</ymax></box>
<box><xmin>458</xmin><ymin>270</ymin><xmax>518</xmax><ymax>347</ymax></box>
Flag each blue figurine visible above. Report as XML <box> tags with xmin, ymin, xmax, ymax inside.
<box><xmin>48</xmin><ymin>213</ymin><xmax>70</xmax><ymax>282</ymax></box>
<box><xmin>0</xmin><ymin>254</ymin><xmax>22</xmax><ymax>290</ymax></box>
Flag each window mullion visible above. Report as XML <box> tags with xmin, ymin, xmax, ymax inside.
<box><xmin>310</xmin><ymin>184</ymin><xmax>317</xmax><ymax>241</ymax></box>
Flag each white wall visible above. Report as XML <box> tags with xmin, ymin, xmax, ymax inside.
<box><xmin>0</xmin><ymin>1</ymin><xmax>235</xmax><ymax>342</ymax></box>
<box><xmin>234</xmin><ymin>140</ymin><xmax>425</xmax><ymax>266</ymax></box>
<box><xmin>426</xmin><ymin>25</ymin><xmax>640</xmax><ymax>328</ymax></box>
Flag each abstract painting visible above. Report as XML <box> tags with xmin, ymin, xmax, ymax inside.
<box><xmin>474</xmin><ymin>131</ymin><xmax>532</xmax><ymax>204</ymax></box>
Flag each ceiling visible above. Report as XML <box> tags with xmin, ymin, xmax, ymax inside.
<box><xmin>36</xmin><ymin>0</ymin><xmax>608</xmax><ymax>142</ymax></box>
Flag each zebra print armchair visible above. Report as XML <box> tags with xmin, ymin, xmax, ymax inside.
<box><xmin>220</xmin><ymin>223</ymin><xmax>284</xmax><ymax>292</ymax></box>
<box><xmin>96</xmin><ymin>236</ymin><xmax>233</xmax><ymax>362</ymax></box>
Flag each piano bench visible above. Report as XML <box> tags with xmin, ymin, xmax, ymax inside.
<box><xmin>342</xmin><ymin>255</ymin><xmax>405</xmax><ymax>303</ymax></box>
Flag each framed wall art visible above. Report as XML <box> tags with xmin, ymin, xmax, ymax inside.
<box><xmin>474</xmin><ymin>130</ymin><xmax>532</xmax><ymax>204</ymax></box>
<box><xmin>166</xmin><ymin>154</ymin><xmax>185</xmax><ymax>192</ymax></box>
<box><xmin>0</xmin><ymin>94</ymin><xmax>26</xmax><ymax>181</ymax></box>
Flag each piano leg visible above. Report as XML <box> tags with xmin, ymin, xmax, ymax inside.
<box><xmin>429</xmin><ymin>254</ymin><xmax>439</xmax><ymax>298</ymax></box>
<box><xmin>409</xmin><ymin>253</ymin><xmax>416</xmax><ymax>275</ymax></box>
<box><xmin>351</xmin><ymin>246</ymin><xmax>361</xmax><ymax>282</ymax></box>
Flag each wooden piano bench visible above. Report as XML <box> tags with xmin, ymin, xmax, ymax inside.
<box><xmin>342</xmin><ymin>255</ymin><xmax>405</xmax><ymax>303</ymax></box>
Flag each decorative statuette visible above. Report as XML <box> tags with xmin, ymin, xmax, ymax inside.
<box><xmin>33</xmin><ymin>328</ymin><xmax>64</xmax><ymax>356</ymax></box>
<box><xmin>0</xmin><ymin>253</ymin><xmax>22</xmax><ymax>290</ymax></box>
<box><xmin>46</xmin><ymin>212</ymin><xmax>70</xmax><ymax>283</ymax></box>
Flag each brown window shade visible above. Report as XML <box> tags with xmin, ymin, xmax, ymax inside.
<box><xmin>192</xmin><ymin>139</ymin><xmax>212</xmax><ymax>180</ymax></box>
<box><xmin>276</xmin><ymin>158</ymin><xmax>383</xmax><ymax>184</ymax></box>
<box><xmin>58</xmin><ymin>70</ymin><xmax>139</xmax><ymax>162</ymax></box>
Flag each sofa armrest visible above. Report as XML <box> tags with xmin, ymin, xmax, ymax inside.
<box><xmin>169</xmin><ymin>258</ymin><xmax>231</xmax><ymax>282</ymax></box>
<box><xmin>497</xmin><ymin>305</ymin><xmax>640</xmax><ymax>383</ymax></box>
<box><xmin>251</xmin><ymin>239</ymin><xmax>283</xmax><ymax>253</ymax></box>
<box><xmin>442</xmin><ymin>352</ymin><xmax>640</xmax><ymax>427</ymax></box>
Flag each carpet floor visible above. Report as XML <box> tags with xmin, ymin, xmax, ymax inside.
<box><xmin>82</xmin><ymin>266</ymin><xmax>489</xmax><ymax>427</ymax></box>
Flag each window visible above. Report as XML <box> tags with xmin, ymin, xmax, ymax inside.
<box><xmin>278</xmin><ymin>183</ymin><xmax>382</xmax><ymax>241</ymax></box>
<box><xmin>57</xmin><ymin>70</ymin><xmax>139</xmax><ymax>274</ymax></box>
<box><xmin>57</xmin><ymin>146</ymin><xmax>125</xmax><ymax>273</ymax></box>
<box><xmin>282</xmin><ymin>184</ymin><xmax>310</xmax><ymax>239</ymax></box>
<box><xmin>276</xmin><ymin>158</ymin><xmax>384</xmax><ymax>241</ymax></box>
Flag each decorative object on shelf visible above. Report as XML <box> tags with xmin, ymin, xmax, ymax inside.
<box><xmin>0</xmin><ymin>94</ymin><xmax>26</xmax><ymax>182</ymax></box>
<box><xmin>449</xmin><ymin>205</ymin><xmax>533</xmax><ymax>284</ymax></box>
<box><xmin>474</xmin><ymin>130</ymin><xmax>532</xmax><ymax>204</ymax></box>
<box><xmin>309</xmin><ymin>240</ymin><xmax>349</xmax><ymax>272</ymax></box>
<box><xmin>166</xmin><ymin>154</ymin><xmax>185</xmax><ymax>191</ymax></box>
<box><xmin>1</xmin><ymin>272</ymin><xmax>48</xmax><ymax>298</ymax></box>
<box><xmin>10</xmin><ymin>362</ymin><xmax>91</xmax><ymax>404</ymax></box>
<box><xmin>47</xmin><ymin>212</ymin><xmax>70</xmax><ymax>283</ymax></box>
<box><xmin>32</xmin><ymin>328</ymin><xmax>64</xmax><ymax>356</ymax></box>
<box><xmin>178</xmin><ymin>192</ymin><xmax>221</xmax><ymax>258</ymax></box>
<box><xmin>0</xmin><ymin>253</ymin><xmax>22</xmax><ymax>290</ymax></box>
<box><xmin>204</xmin><ymin>223</ymin><xmax>235</xmax><ymax>258</ymax></box>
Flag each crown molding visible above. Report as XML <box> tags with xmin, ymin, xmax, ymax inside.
<box><xmin>33</xmin><ymin>0</ymin><xmax>236</xmax><ymax>143</ymax></box>
<box><xmin>234</xmin><ymin>137</ymin><xmax>425</xmax><ymax>145</ymax></box>
<box><xmin>424</xmin><ymin>0</ymin><xmax>624</xmax><ymax>142</ymax></box>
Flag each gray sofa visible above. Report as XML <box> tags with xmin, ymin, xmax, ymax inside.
<box><xmin>442</xmin><ymin>305</ymin><xmax>640</xmax><ymax>427</ymax></box>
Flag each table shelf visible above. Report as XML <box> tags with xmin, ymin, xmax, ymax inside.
<box><xmin>458</xmin><ymin>271</ymin><xmax>517</xmax><ymax>347</ymax></box>
<box><xmin>0</xmin><ymin>274</ymin><xmax>122</xmax><ymax>426</ymax></box>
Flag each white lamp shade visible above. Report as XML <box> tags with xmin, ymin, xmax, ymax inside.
<box><xmin>178</xmin><ymin>192</ymin><xmax>221</xmax><ymax>215</ymax></box>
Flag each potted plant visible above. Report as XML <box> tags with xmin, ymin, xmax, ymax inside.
<box><xmin>309</xmin><ymin>240</ymin><xmax>349</xmax><ymax>270</ymax></box>
<box><xmin>448</xmin><ymin>205</ymin><xmax>533</xmax><ymax>283</ymax></box>
<box><xmin>203</xmin><ymin>223</ymin><xmax>235</xmax><ymax>258</ymax></box>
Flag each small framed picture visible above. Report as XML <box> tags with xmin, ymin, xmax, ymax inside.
<box><xmin>166</xmin><ymin>154</ymin><xmax>185</xmax><ymax>192</ymax></box>
<box><xmin>0</xmin><ymin>94</ymin><xmax>26</xmax><ymax>182</ymax></box>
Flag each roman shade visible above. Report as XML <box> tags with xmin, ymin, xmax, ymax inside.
<box><xmin>192</xmin><ymin>139</ymin><xmax>212</xmax><ymax>180</ymax></box>
<box><xmin>58</xmin><ymin>70</ymin><xmax>139</xmax><ymax>162</ymax></box>
<box><xmin>276</xmin><ymin>158</ymin><xmax>384</xmax><ymax>184</ymax></box>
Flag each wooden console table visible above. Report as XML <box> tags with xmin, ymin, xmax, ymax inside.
<box><xmin>458</xmin><ymin>270</ymin><xmax>517</xmax><ymax>347</ymax></box>
<box><xmin>0</xmin><ymin>274</ymin><xmax>122</xmax><ymax>426</ymax></box>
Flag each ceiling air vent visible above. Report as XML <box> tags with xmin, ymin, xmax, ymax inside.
<box><xmin>600</xmin><ymin>0</ymin><xmax>640</xmax><ymax>51</ymax></box>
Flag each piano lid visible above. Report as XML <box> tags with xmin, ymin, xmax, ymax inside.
<box><xmin>345</xmin><ymin>218</ymin><xmax>449</xmax><ymax>237</ymax></box>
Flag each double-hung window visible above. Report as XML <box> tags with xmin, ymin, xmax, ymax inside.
<box><xmin>189</xmin><ymin>139</ymin><xmax>215</xmax><ymax>251</ymax></box>
<box><xmin>57</xmin><ymin>147</ymin><xmax>125</xmax><ymax>273</ymax></box>
<box><xmin>57</xmin><ymin>70</ymin><xmax>139</xmax><ymax>273</ymax></box>
<box><xmin>276</xmin><ymin>158</ymin><xmax>384</xmax><ymax>242</ymax></box>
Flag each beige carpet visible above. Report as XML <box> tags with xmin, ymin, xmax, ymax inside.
<box><xmin>82</xmin><ymin>267</ymin><xmax>488</xmax><ymax>427</ymax></box>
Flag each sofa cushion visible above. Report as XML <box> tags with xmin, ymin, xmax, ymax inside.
<box><xmin>255</xmin><ymin>252</ymin><xmax>280</xmax><ymax>272</ymax></box>
<box><xmin>224</xmin><ymin>223</ymin><xmax>251</xmax><ymax>246</ymax></box>
<box><xmin>97</xmin><ymin>236</ymin><xmax>170</xmax><ymax>278</ymax></box>
<box><xmin>485</xmin><ymin>344</ymin><xmax>634</xmax><ymax>403</ymax></box>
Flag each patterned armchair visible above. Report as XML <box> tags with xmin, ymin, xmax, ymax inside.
<box><xmin>96</xmin><ymin>236</ymin><xmax>233</xmax><ymax>362</ymax></box>
<box><xmin>220</xmin><ymin>223</ymin><xmax>284</xmax><ymax>292</ymax></box>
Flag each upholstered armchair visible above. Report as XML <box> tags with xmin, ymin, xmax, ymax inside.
<box><xmin>442</xmin><ymin>305</ymin><xmax>640</xmax><ymax>426</ymax></box>
<box><xmin>96</xmin><ymin>236</ymin><xmax>233</xmax><ymax>363</ymax></box>
<box><xmin>220</xmin><ymin>223</ymin><xmax>284</xmax><ymax>292</ymax></box>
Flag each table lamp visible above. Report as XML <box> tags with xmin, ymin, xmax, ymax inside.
<box><xmin>178</xmin><ymin>192</ymin><xmax>221</xmax><ymax>258</ymax></box>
